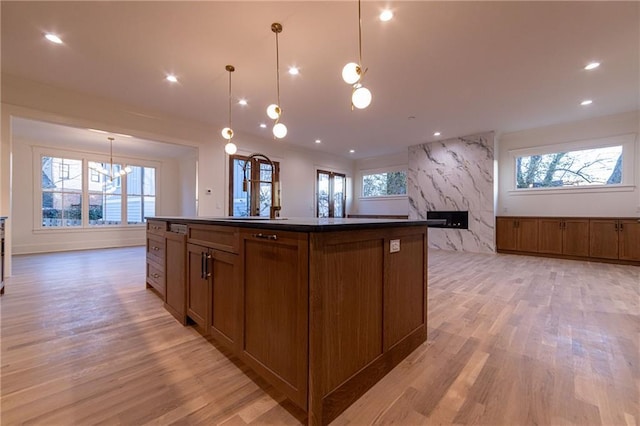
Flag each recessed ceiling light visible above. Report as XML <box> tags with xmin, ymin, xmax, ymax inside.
<box><xmin>288</xmin><ymin>66</ymin><xmax>299</xmax><ymax>75</ymax></box>
<box><xmin>315</xmin><ymin>139</ymin><xmax>321</xmax><ymax>144</ymax></box>
<box><xmin>259</xmin><ymin>123</ymin><xmax>267</xmax><ymax>128</ymax></box>
<box><xmin>45</xmin><ymin>33</ymin><xmax>63</xmax><ymax>44</ymax></box>
<box><xmin>349</xmin><ymin>149</ymin><xmax>355</xmax><ymax>153</ymax></box>
<box><xmin>434</xmin><ymin>132</ymin><xmax>441</xmax><ymax>136</ymax></box>
<box><xmin>238</xmin><ymin>99</ymin><xmax>248</xmax><ymax>106</ymax></box>
<box><xmin>115</xmin><ymin>133</ymin><xmax>132</xmax><ymax>138</ymax></box>
<box><xmin>581</xmin><ymin>99</ymin><xmax>593</xmax><ymax>106</ymax></box>
<box><xmin>166</xmin><ymin>74</ymin><xmax>178</xmax><ymax>83</ymax></box>
<box><xmin>88</xmin><ymin>128</ymin><xmax>108</xmax><ymax>134</ymax></box>
<box><xmin>584</xmin><ymin>62</ymin><xmax>600</xmax><ymax>70</ymax></box>
<box><xmin>380</xmin><ymin>9</ymin><xmax>393</xmax><ymax>21</ymax></box>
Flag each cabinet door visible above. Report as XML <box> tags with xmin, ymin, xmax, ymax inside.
<box><xmin>517</xmin><ymin>218</ymin><xmax>539</xmax><ymax>253</ymax></box>
<box><xmin>538</xmin><ymin>218</ymin><xmax>563</xmax><ymax>254</ymax></box>
<box><xmin>589</xmin><ymin>220</ymin><xmax>618</xmax><ymax>259</ymax></box>
<box><xmin>496</xmin><ymin>218</ymin><xmax>517</xmax><ymax>251</ymax></box>
<box><xmin>187</xmin><ymin>243</ymin><xmax>211</xmax><ymax>335</ymax></box>
<box><xmin>165</xmin><ymin>232</ymin><xmax>187</xmax><ymax>324</ymax></box>
<box><xmin>210</xmin><ymin>249</ymin><xmax>239</xmax><ymax>349</ymax></box>
<box><xmin>619</xmin><ymin>220</ymin><xmax>640</xmax><ymax>261</ymax></box>
<box><xmin>563</xmin><ymin>219</ymin><xmax>590</xmax><ymax>257</ymax></box>
<box><xmin>241</xmin><ymin>230</ymin><xmax>309</xmax><ymax>409</ymax></box>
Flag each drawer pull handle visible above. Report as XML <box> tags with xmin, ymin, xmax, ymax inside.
<box><xmin>252</xmin><ymin>233</ymin><xmax>278</xmax><ymax>240</ymax></box>
<box><xmin>153</xmin><ymin>247</ymin><xmax>160</xmax><ymax>251</ymax></box>
<box><xmin>153</xmin><ymin>273</ymin><xmax>160</xmax><ymax>278</ymax></box>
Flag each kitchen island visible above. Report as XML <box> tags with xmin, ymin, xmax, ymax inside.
<box><xmin>146</xmin><ymin>217</ymin><xmax>437</xmax><ymax>425</ymax></box>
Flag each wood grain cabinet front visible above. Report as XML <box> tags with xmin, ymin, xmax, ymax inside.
<box><xmin>165</xmin><ymin>231</ymin><xmax>187</xmax><ymax>324</ymax></box>
<box><xmin>145</xmin><ymin>233</ymin><xmax>166</xmax><ymax>298</ymax></box>
<box><xmin>538</xmin><ymin>218</ymin><xmax>589</xmax><ymax>257</ymax></box>
<box><xmin>496</xmin><ymin>217</ymin><xmax>538</xmax><ymax>253</ymax></box>
<box><xmin>619</xmin><ymin>219</ymin><xmax>640</xmax><ymax>261</ymax></box>
<box><xmin>240</xmin><ymin>229</ymin><xmax>309</xmax><ymax>410</ymax></box>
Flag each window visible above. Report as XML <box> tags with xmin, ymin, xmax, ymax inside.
<box><xmin>317</xmin><ymin>170</ymin><xmax>346</xmax><ymax>218</ymax></box>
<box><xmin>510</xmin><ymin>133</ymin><xmax>635</xmax><ymax>192</ymax></box>
<box><xmin>88</xmin><ymin>161</ymin><xmax>122</xmax><ymax>225</ymax></box>
<box><xmin>362</xmin><ymin>171</ymin><xmax>407</xmax><ymax>197</ymax></box>
<box><xmin>228</xmin><ymin>155</ymin><xmax>279</xmax><ymax>217</ymax></box>
<box><xmin>42</xmin><ymin>156</ymin><xmax>82</xmax><ymax>227</ymax></box>
<box><xmin>38</xmin><ymin>151</ymin><xmax>157</xmax><ymax>228</ymax></box>
<box><xmin>127</xmin><ymin>166</ymin><xmax>156</xmax><ymax>224</ymax></box>
<box><xmin>516</xmin><ymin>146</ymin><xmax>622</xmax><ymax>188</ymax></box>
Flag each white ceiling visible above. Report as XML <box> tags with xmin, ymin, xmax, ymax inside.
<box><xmin>2</xmin><ymin>1</ymin><xmax>638</xmax><ymax>159</ymax></box>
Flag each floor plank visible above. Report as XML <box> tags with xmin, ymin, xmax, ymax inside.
<box><xmin>1</xmin><ymin>247</ymin><xmax>638</xmax><ymax>425</ymax></box>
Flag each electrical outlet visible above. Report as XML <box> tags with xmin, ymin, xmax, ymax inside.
<box><xmin>390</xmin><ymin>239</ymin><xmax>400</xmax><ymax>253</ymax></box>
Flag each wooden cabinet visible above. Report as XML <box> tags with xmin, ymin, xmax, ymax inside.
<box><xmin>241</xmin><ymin>229</ymin><xmax>309</xmax><ymax>409</ymax></box>
<box><xmin>589</xmin><ymin>219</ymin><xmax>619</xmax><ymax>259</ymax></box>
<box><xmin>187</xmin><ymin>243</ymin><xmax>211</xmax><ymax>335</ymax></box>
<box><xmin>538</xmin><ymin>218</ymin><xmax>589</xmax><ymax>257</ymax></box>
<box><xmin>186</xmin><ymin>225</ymin><xmax>240</xmax><ymax>347</ymax></box>
<box><xmin>165</xmin><ymin>231</ymin><xmax>187</xmax><ymax>324</ymax></box>
<box><xmin>148</xmin><ymin>218</ymin><xmax>429</xmax><ymax>425</ymax></box>
<box><xmin>496</xmin><ymin>217</ymin><xmax>538</xmax><ymax>252</ymax></box>
<box><xmin>590</xmin><ymin>219</ymin><xmax>640</xmax><ymax>261</ymax></box>
<box><xmin>146</xmin><ymin>221</ymin><xmax>167</xmax><ymax>298</ymax></box>
<box><xmin>497</xmin><ymin>216</ymin><xmax>639</xmax><ymax>265</ymax></box>
<box><xmin>619</xmin><ymin>219</ymin><xmax>640</xmax><ymax>261</ymax></box>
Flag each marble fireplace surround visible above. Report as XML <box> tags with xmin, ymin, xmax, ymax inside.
<box><xmin>408</xmin><ymin>132</ymin><xmax>495</xmax><ymax>253</ymax></box>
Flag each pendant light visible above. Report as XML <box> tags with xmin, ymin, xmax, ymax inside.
<box><xmin>267</xmin><ymin>22</ymin><xmax>287</xmax><ymax>139</ymax></box>
<box><xmin>222</xmin><ymin>65</ymin><xmax>238</xmax><ymax>155</ymax></box>
<box><xmin>342</xmin><ymin>0</ymin><xmax>372</xmax><ymax>109</ymax></box>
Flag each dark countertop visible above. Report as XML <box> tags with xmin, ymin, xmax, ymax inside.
<box><xmin>147</xmin><ymin>216</ymin><xmax>446</xmax><ymax>233</ymax></box>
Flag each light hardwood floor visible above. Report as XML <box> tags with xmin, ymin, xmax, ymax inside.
<box><xmin>1</xmin><ymin>247</ymin><xmax>638</xmax><ymax>425</ymax></box>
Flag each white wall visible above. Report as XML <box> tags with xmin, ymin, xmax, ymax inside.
<box><xmin>352</xmin><ymin>152</ymin><xmax>409</xmax><ymax>216</ymax></box>
<box><xmin>497</xmin><ymin>111</ymin><xmax>640</xmax><ymax>217</ymax></box>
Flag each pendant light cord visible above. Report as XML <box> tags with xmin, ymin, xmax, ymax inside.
<box><xmin>275</xmin><ymin>30</ymin><xmax>281</xmax><ymax>107</ymax></box>
<box><xmin>228</xmin><ymin>69</ymin><xmax>232</xmax><ymax>129</ymax></box>
<box><xmin>358</xmin><ymin>0</ymin><xmax>363</xmax><ymax>67</ymax></box>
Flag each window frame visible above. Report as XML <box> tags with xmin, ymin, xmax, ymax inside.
<box><xmin>316</xmin><ymin>169</ymin><xmax>347</xmax><ymax>218</ymax></box>
<box><xmin>508</xmin><ymin>133</ymin><xmax>636</xmax><ymax>195</ymax></box>
<box><xmin>33</xmin><ymin>146</ymin><xmax>160</xmax><ymax>231</ymax></box>
<box><xmin>228</xmin><ymin>154</ymin><xmax>280</xmax><ymax>217</ymax></box>
<box><xmin>359</xmin><ymin>166</ymin><xmax>408</xmax><ymax>199</ymax></box>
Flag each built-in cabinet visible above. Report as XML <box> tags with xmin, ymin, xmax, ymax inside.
<box><xmin>147</xmin><ymin>218</ymin><xmax>429</xmax><ymax>425</ymax></box>
<box><xmin>241</xmin><ymin>229</ymin><xmax>309</xmax><ymax>409</ymax></box>
<box><xmin>145</xmin><ymin>220</ymin><xmax>167</xmax><ymax>297</ymax></box>
<box><xmin>186</xmin><ymin>224</ymin><xmax>240</xmax><ymax>347</ymax></box>
<box><xmin>497</xmin><ymin>216</ymin><xmax>640</xmax><ymax>265</ymax></box>
<box><xmin>496</xmin><ymin>217</ymin><xmax>539</xmax><ymax>252</ymax></box>
<box><xmin>538</xmin><ymin>218</ymin><xmax>590</xmax><ymax>257</ymax></box>
<box><xmin>164</xmin><ymin>230</ymin><xmax>187</xmax><ymax>324</ymax></box>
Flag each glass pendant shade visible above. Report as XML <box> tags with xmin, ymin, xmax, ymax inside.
<box><xmin>221</xmin><ymin>127</ymin><xmax>234</xmax><ymax>140</ymax></box>
<box><xmin>272</xmin><ymin>122</ymin><xmax>287</xmax><ymax>139</ymax></box>
<box><xmin>342</xmin><ymin>62</ymin><xmax>361</xmax><ymax>84</ymax></box>
<box><xmin>266</xmin><ymin>104</ymin><xmax>281</xmax><ymax>120</ymax></box>
<box><xmin>224</xmin><ymin>141</ymin><xmax>238</xmax><ymax>155</ymax></box>
<box><xmin>352</xmin><ymin>86</ymin><xmax>372</xmax><ymax>109</ymax></box>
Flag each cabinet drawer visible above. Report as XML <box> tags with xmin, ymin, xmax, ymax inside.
<box><xmin>147</xmin><ymin>220</ymin><xmax>167</xmax><ymax>236</ymax></box>
<box><xmin>188</xmin><ymin>224</ymin><xmax>239</xmax><ymax>253</ymax></box>
<box><xmin>146</xmin><ymin>261</ymin><xmax>165</xmax><ymax>296</ymax></box>
<box><xmin>147</xmin><ymin>234</ymin><xmax>166</xmax><ymax>263</ymax></box>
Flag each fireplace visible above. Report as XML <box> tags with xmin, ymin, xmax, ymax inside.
<box><xmin>426</xmin><ymin>211</ymin><xmax>468</xmax><ymax>229</ymax></box>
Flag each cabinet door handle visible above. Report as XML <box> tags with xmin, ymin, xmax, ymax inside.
<box><xmin>205</xmin><ymin>254</ymin><xmax>212</xmax><ymax>278</ymax></box>
<box><xmin>153</xmin><ymin>246</ymin><xmax>160</xmax><ymax>251</ymax></box>
<box><xmin>619</xmin><ymin>223</ymin><xmax>624</xmax><ymax>231</ymax></box>
<box><xmin>152</xmin><ymin>273</ymin><xmax>160</xmax><ymax>278</ymax></box>
<box><xmin>614</xmin><ymin>223</ymin><xmax>619</xmax><ymax>231</ymax></box>
<box><xmin>200</xmin><ymin>252</ymin><xmax>206</xmax><ymax>279</ymax></box>
<box><xmin>252</xmin><ymin>233</ymin><xmax>278</xmax><ymax>240</ymax></box>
